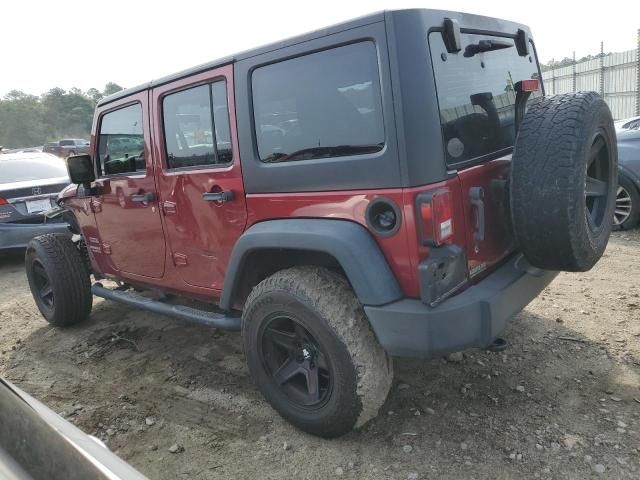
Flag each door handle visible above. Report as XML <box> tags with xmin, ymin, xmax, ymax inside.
<box><xmin>202</xmin><ymin>190</ymin><xmax>233</xmax><ymax>203</ymax></box>
<box><xmin>469</xmin><ymin>187</ymin><xmax>485</xmax><ymax>242</ymax></box>
<box><xmin>131</xmin><ymin>192</ymin><xmax>155</xmax><ymax>203</ymax></box>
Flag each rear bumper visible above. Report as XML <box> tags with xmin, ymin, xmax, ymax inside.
<box><xmin>364</xmin><ymin>253</ymin><xmax>558</xmax><ymax>357</ymax></box>
<box><xmin>0</xmin><ymin>222</ymin><xmax>70</xmax><ymax>250</ymax></box>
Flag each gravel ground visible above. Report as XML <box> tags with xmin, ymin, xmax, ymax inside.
<box><xmin>1</xmin><ymin>230</ymin><xmax>639</xmax><ymax>479</ymax></box>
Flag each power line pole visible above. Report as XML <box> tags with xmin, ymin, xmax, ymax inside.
<box><xmin>599</xmin><ymin>41</ymin><xmax>605</xmax><ymax>98</ymax></box>
<box><xmin>636</xmin><ymin>29</ymin><xmax>640</xmax><ymax>115</ymax></box>
<box><xmin>573</xmin><ymin>50</ymin><xmax>577</xmax><ymax>92</ymax></box>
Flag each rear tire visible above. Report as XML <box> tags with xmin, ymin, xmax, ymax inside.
<box><xmin>25</xmin><ymin>233</ymin><xmax>92</xmax><ymax>326</ymax></box>
<box><xmin>511</xmin><ymin>92</ymin><xmax>617</xmax><ymax>271</ymax></box>
<box><xmin>242</xmin><ymin>266</ymin><xmax>393</xmax><ymax>438</ymax></box>
<box><xmin>613</xmin><ymin>174</ymin><xmax>640</xmax><ymax>230</ymax></box>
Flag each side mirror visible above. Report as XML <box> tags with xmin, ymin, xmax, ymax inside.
<box><xmin>66</xmin><ymin>154</ymin><xmax>95</xmax><ymax>186</ymax></box>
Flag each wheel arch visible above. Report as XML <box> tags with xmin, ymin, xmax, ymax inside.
<box><xmin>619</xmin><ymin>165</ymin><xmax>640</xmax><ymax>194</ymax></box>
<box><xmin>219</xmin><ymin>219</ymin><xmax>403</xmax><ymax>311</ymax></box>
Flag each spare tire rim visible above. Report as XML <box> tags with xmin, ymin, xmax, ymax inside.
<box><xmin>259</xmin><ymin>314</ymin><xmax>332</xmax><ymax>408</ymax></box>
<box><xmin>585</xmin><ymin>133</ymin><xmax>612</xmax><ymax>232</ymax></box>
<box><xmin>31</xmin><ymin>259</ymin><xmax>54</xmax><ymax>309</ymax></box>
<box><xmin>613</xmin><ymin>185</ymin><xmax>632</xmax><ymax>226</ymax></box>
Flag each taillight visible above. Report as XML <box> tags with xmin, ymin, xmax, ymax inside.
<box><xmin>416</xmin><ymin>188</ymin><xmax>454</xmax><ymax>246</ymax></box>
<box><xmin>0</xmin><ymin>197</ymin><xmax>7</xmax><ymax>206</ymax></box>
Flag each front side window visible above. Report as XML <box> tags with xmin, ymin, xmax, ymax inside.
<box><xmin>162</xmin><ymin>80</ymin><xmax>231</xmax><ymax>169</ymax></box>
<box><xmin>429</xmin><ymin>32</ymin><xmax>541</xmax><ymax>165</ymax></box>
<box><xmin>252</xmin><ymin>41</ymin><xmax>385</xmax><ymax>163</ymax></box>
<box><xmin>97</xmin><ymin>103</ymin><xmax>145</xmax><ymax>176</ymax></box>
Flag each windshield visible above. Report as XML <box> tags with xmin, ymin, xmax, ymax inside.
<box><xmin>429</xmin><ymin>32</ymin><xmax>541</xmax><ymax>165</ymax></box>
<box><xmin>0</xmin><ymin>155</ymin><xmax>68</xmax><ymax>184</ymax></box>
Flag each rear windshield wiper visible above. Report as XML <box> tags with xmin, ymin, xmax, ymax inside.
<box><xmin>263</xmin><ymin>144</ymin><xmax>383</xmax><ymax>163</ymax></box>
<box><xmin>464</xmin><ymin>39</ymin><xmax>513</xmax><ymax>57</ymax></box>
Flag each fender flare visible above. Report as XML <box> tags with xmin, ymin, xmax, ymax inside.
<box><xmin>219</xmin><ymin>219</ymin><xmax>403</xmax><ymax>310</ymax></box>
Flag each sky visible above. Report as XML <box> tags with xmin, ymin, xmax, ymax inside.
<box><xmin>1</xmin><ymin>0</ymin><xmax>639</xmax><ymax>97</ymax></box>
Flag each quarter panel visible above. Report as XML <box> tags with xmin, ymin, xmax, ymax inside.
<box><xmin>246</xmin><ymin>190</ymin><xmax>417</xmax><ymax>296</ymax></box>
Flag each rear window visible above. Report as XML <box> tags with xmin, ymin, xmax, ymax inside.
<box><xmin>162</xmin><ymin>80</ymin><xmax>232</xmax><ymax>169</ymax></box>
<box><xmin>429</xmin><ymin>32</ymin><xmax>541</xmax><ymax>165</ymax></box>
<box><xmin>0</xmin><ymin>156</ymin><xmax>68</xmax><ymax>184</ymax></box>
<box><xmin>252</xmin><ymin>41</ymin><xmax>385</xmax><ymax>163</ymax></box>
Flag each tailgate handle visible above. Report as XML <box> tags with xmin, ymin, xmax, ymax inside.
<box><xmin>469</xmin><ymin>187</ymin><xmax>485</xmax><ymax>242</ymax></box>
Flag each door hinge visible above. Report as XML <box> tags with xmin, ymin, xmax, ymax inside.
<box><xmin>162</xmin><ymin>201</ymin><xmax>177</xmax><ymax>215</ymax></box>
<box><xmin>90</xmin><ymin>198</ymin><xmax>102</xmax><ymax>213</ymax></box>
<box><xmin>172</xmin><ymin>252</ymin><xmax>188</xmax><ymax>266</ymax></box>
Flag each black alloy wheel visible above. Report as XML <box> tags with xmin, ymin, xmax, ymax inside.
<box><xmin>25</xmin><ymin>233</ymin><xmax>92</xmax><ymax>326</ymax></box>
<box><xmin>259</xmin><ymin>314</ymin><xmax>332</xmax><ymax>408</ymax></box>
<box><xmin>585</xmin><ymin>133</ymin><xmax>613</xmax><ymax>232</ymax></box>
<box><xmin>241</xmin><ymin>266</ymin><xmax>393</xmax><ymax>437</ymax></box>
<box><xmin>31</xmin><ymin>259</ymin><xmax>54</xmax><ymax>310</ymax></box>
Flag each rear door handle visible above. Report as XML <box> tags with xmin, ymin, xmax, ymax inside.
<box><xmin>202</xmin><ymin>190</ymin><xmax>233</xmax><ymax>203</ymax></box>
<box><xmin>131</xmin><ymin>192</ymin><xmax>155</xmax><ymax>203</ymax></box>
<box><xmin>469</xmin><ymin>187</ymin><xmax>485</xmax><ymax>242</ymax></box>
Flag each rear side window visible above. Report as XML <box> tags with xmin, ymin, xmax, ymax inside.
<box><xmin>429</xmin><ymin>32</ymin><xmax>541</xmax><ymax>165</ymax></box>
<box><xmin>97</xmin><ymin>103</ymin><xmax>145</xmax><ymax>176</ymax></box>
<box><xmin>59</xmin><ymin>139</ymin><xmax>74</xmax><ymax>146</ymax></box>
<box><xmin>252</xmin><ymin>41</ymin><xmax>385</xmax><ymax>163</ymax></box>
<box><xmin>162</xmin><ymin>80</ymin><xmax>232</xmax><ymax>169</ymax></box>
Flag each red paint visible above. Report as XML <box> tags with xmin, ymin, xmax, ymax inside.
<box><xmin>401</xmin><ymin>178</ymin><xmax>469</xmax><ymax>293</ymax></box>
<box><xmin>59</xmin><ymin>68</ymin><xmax>512</xmax><ymax>304</ymax></box>
<box><xmin>245</xmin><ymin>173</ymin><xmax>473</xmax><ymax>298</ymax></box>
<box><xmin>62</xmin><ymin>66</ymin><xmax>247</xmax><ymax>302</ymax></box>
<box><xmin>246</xmin><ymin>190</ymin><xmax>417</xmax><ymax>296</ymax></box>
<box><xmin>150</xmin><ymin>65</ymin><xmax>247</xmax><ymax>291</ymax></box>
<box><xmin>457</xmin><ymin>158</ymin><xmax>515</xmax><ymax>279</ymax></box>
<box><xmin>91</xmin><ymin>92</ymin><xmax>167</xmax><ymax>279</ymax></box>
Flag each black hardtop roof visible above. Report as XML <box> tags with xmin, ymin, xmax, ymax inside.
<box><xmin>98</xmin><ymin>8</ymin><xmax>531</xmax><ymax>107</ymax></box>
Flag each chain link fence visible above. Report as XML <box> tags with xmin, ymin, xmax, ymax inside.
<box><xmin>541</xmin><ymin>30</ymin><xmax>640</xmax><ymax>120</ymax></box>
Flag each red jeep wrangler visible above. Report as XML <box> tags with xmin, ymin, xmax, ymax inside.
<box><xmin>26</xmin><ymin>10</ymin><xmax>617</xmax><ymax>437</ymax></box>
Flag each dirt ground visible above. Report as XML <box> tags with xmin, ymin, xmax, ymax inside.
<box><xmin>1</xmin><ymin>230</ymin><xmax>640</xmax><ymax>480</ymax></box>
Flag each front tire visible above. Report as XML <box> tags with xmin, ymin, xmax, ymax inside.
<box><xmin>25</xmin><ymin>233</ymin><xmax>92</xmax><ymax>326</ymax></box>
<box><xmin>242</xmin><ymin>266</ymin><xmax>393</xmax><ymax>438</ymax></box>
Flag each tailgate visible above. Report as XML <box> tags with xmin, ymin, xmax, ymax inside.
<box><xmin>457</xmin><ymin>157</ymin><xmax>515</xmax><ymax>280</ymax></box>
<box><xmin>427</xmin><ymin>27</ymin><xmax>542</xmax><ymax>282</ymax></box>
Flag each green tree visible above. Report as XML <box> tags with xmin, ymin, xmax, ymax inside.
<box><xmin>103</xmin><ymin>82</ymin><xmax>124</xmax><ymax>97</ymax></box>
<box><xmin>0</xmin><ymin>91</ymin><xmax>45</xmax><ymax>148</ymax></box>
<box><xmin>0</xmin><ymin>82</ymin><xmax>125</xmax><ymax>148</ymax></box>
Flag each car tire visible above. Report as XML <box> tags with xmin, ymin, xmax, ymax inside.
<box><xmin>25</xmin><ymin>233</ymin><xmax>92</xmax><ymax>326</ymax></box>
<box><xmin>511</xmin><ymin>92</ymin><xmax>617</xmax><ymax>272</ymax></box>
<box><xmin>242</xmin><ymin>266</ymin><xmax>393</xmax><ymax>438</ymax></box>
<box><xmin>613</xmin><ymin>174</ymin><xmax>640</xmax><ymax>230</ymax></box>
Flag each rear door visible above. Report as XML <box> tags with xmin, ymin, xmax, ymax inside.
<box><xmin>91</xmin><ymin>92</ymin><xmax>166</xmax><ymax>278</ymax></box>
<box><xmin>151</xmin><ymin>65</ymin><xmax>247</xmax><ymax>290</ymax></box>
<box><xmin>428</xmin><ymin>31</ymin><xmax>542</xmax><ymax>279</ymax></box>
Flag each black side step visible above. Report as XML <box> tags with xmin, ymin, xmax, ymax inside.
<box><xmin>91</xmin><ymin>283</ymin><xmax>241</xmax><ymax>331</ymax></box>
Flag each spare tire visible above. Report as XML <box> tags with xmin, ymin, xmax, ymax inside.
<box><xmin>510</xmin><ymin>92</ymin><xmax>617</xmax><ymax>272</ymax></box>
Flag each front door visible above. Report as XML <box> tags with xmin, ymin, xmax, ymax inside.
<box><xmin>92</xmin><ymin>93</ymin><xmax>166</xmax><ymax>278</ymax></box>
<box><xmin>152</xmin><ymin>65</ymin><xmax>247</xmax><ymax>290</ymax></box>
